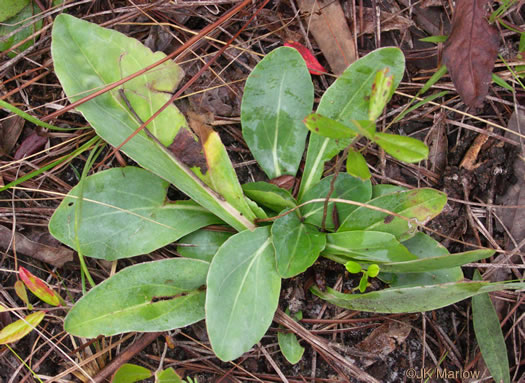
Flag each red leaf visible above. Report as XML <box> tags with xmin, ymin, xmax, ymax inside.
<box><xmin>19</xmin><ymin>267</ymin><xmax>61</xmax><ymax>306</ymax></box>
<box><xmin>443</xmin><ymin>0</ymin><xmax>499</xmax><ymax>108</ymax></box>
<box><xmin>284</xmin><ymin>41</ymin><xmax>327</xmax><ymax>75</ymax></box>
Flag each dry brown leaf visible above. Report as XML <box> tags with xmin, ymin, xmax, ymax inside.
<box><xmin>0</xmin><ymin>115</ymin><xmax>24</xmax><ymax>156</ymax></box>
<box><xmin>297</xmin><ymin>0</ymin><xmax>357</xmax><ymax>74</ymax></box>
<box><xmin>357</xmin><ymin>7</ymin><xmax>413</xmax><ymax>35</ymax></box>
<box><xmin>459</xmin><ymin>127</ymin><xmax>492</xmax><ymax>170</ymax></box>
<box><xmin>0</xmin><ymin>225</ymin><xmax>73</xmax><ymax>267</ymax></box>
<box><xmin>14</xmin><ymin>131</ymin><xmax>48</xmax><ymax>160</ymax></box>
<box><xmin>426</xmin><ymin>112</ymin><xmax>448</xmax><ymax>174</ymax></box>
<box><xmin>167</xmin><ymin>117</ymin><xmax>207</xmax><ymax>172</ymax></box>
<box><xmin>443</xmin><ymin>0</ymin><xmax>499</xmax><ymax>108</ymax></box>
<box><xmin>356</xmin><ymin>321</ymin><xmax>412</xmax><ymax>367</ymax></box>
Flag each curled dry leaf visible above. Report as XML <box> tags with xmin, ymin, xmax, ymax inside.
<box><xmin>0</xmin><ymin>225</ymin><xmax>73</xmax><ymax>267</ymax></box>
<box><xmin>443</xmin><ymin>0</ymin><xmax>499</xmax><ymax>108</ymax></box>
<box><xmin>0</xmin><ymin>115</ymin><xmax>24</xmax><ymax>156</ymax></box>
<box><xmin>356</xmin><ymin>321</ymin><xmax>412</xmax><ymax>367</ymax></box>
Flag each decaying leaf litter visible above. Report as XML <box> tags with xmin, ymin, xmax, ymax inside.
<box><xmin>0</xmin><ymin>1</ymin><xmax>524</xmax><ymax>382</ymax></box>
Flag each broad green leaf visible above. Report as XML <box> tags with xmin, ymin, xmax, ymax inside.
<box><xmin>49</xmin><ymin>167</ymin><xmax>221</xmax><ymax>260</ymax></box>
<box><xmin>338</xmin><ymin>188</ymin><xmax>447</xmax><ymax>237</ymax></box>
<box><xmin>312</xmin><ymin>281</ymin><xmax>525</xmax><ymax>313</ymax></box>
<box><xmin>242</xmin><ymin>182</ymin><xmax>296</xmax><ymax>213</ymax></box>
<box><xmin>177</xmin><ymin>229</ymin><xmax>233</xmax><ymax>263</ymax></box>
<box><xmin>325</xmin><ymin>231</ymin><xmax>416</xmax><ymax>263</ymax></box>
<box><xmin>113</xmin><ymin>364</ymin><xmax>152</xmax><ymax>383</ymax></box>
<box><xmin>372</xmin><ymin>184</ymin><xmax>406</xmax><ymax>198</ymax></box>
<box><xmin>381</xmin><ymin>232</ymin><xmax>463</xmax><ymax>287</ymax></box>
<box><xmin>0</xmin><ymin>311</ymin><xmax>44</xmax><ymax>344</ymax></box>
<box><xmin>199</xmin><ymin>126</ymin><xmax>255</xmax><ymax>221</ymax></box>
<box><xmin>206</xmin><ymin>227</ymin><xmax>281</xmax><ymax>361</ymax></box>
<box><xmin>245</xmin><ymin>197</ymin><xmax>268</xmax><ymax>219</ymax></box>
<box><xmin>472</xmin><ymin>271</ymin><xmax>510</xmax><ymax>383</ymax></box>
<box><xmin>241</xmin><ymin>46</ymin><xmax>314</xmax><ymax>178</ymax></box>
<box><xmin>271</xmin><ymin>210</ymin><xmax>326</xmax><ymax>278</ymax></box>
<box><xmin>300</xmin><ymin>174</ymin><xmax>372</xmax><ymax>231</ymax></box>
<box><xmin>52</xmin><ymin>14</ymin><xmax>254</xmax><ymax>232</ymax></box>
<box><xmin>373</xmin><ymin>132</ymin><xmax>428</xmax><ymax>163</ymax></box>
<box><xmin>299</xmin><ymin>47</ymin><xmax>405</xmax><ymax>199</ymax></box>
<box><xmin>0</xmin><ymin>0</ymin><xmax>29</xmax><ymax>22</ymax></box>
<box><xmin>156</xmin><ymin>367</ymin><xmax>183</xmax><ymax>383</ymax></box>
<box><xmin>379</xmin><ymin>249</ymin><xmax>494</xmax><ymax>273</ymax></box>
<box><xmin>19</xmin><ymin>267</ymin><xmax>62</xmax><ymax>306</ymax></box>
<box><xmin>303</xmin><ymin>113</ymin><xmax>357</xmax><ymax>139</ymax></box>
<box><xmin>346</xmin><ymin>147</ymin><xmax>371</xmax><ymax>180</ymax></box>
<box><xmin>64</xmin><ymin>258</ymin><xmax>208</xmax><ymax>337</ymax></box>
<box><xmin>0</xmin><ymin>4</ymin><xmax>43</xmax><ymax>58</ymax></box>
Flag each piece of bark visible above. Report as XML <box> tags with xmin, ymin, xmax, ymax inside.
<box><xmin>297</xmin><ymin>0</ymin><xmax>357</xmax><ymax>74</ymax></box>
<box><xmin>0</xmin><ymin>115</ymin><xmax>24</xmax><ymax>156</ymax></box>
<box><xmin>426</xmin><ymin>112</ymin><xmax>448</xmax><ymax>174</ymax></box>
<box><xmin>443</xmin><ymin>0</ymin><xmax>499</xmax><ymax>108</ymax></box>
<box><xmin>0</xmin><ymin>225</ymin><xmax>73</xmax><ymax>267</ymax></box>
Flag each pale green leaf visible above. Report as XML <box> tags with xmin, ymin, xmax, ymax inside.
<box><xmin>0</xmin><ymin>0</ymin><xmax>29</xmax><ymax>22</ymax></box>
<box><xmin>49</xmin><ymin>167</ymin><xmax>221</xmax><ymax>260</ymax></box>
<box><xmin>312</xmin><ymin>282</ymin><xmax>525</xmax><ymax>313</ymax></box>
<box><xmin>346</xmin><ymin>148</ymin><xmax>371</xmax><ymax>180</ymax></box>
<box><xmin>156</xmin><ymin>367</ymin><xmax>183</xmax><ymax>383</ymax></box>
<box><xmin>303</xmin><ymin>113</ymin><xmax>357</xmax><ymax>139</ymax></box>
<box><xmin>272</xmin><ymin>210</ymin><xmax>326</xmax><ymax>278</ymax></box>
<box><xmin>338</xmin><ymin>189</ymin><xmax>447</xmax><ymax>237</ymax></box>
<box><xmin>278</xmin><ymin>332</ymin><xmax>304</xmax><ymax>365</ymax></box>
<box><xmin>241</xmin><ymin>46</ymin><xmax>314</xmax><ymax>178</ymax></box>
<box><xmin>64</xmin><ymin>258</ymin><xmax>209</xmax><ymax>337</ymax></box>
<box><xmin>0</xmin><ymin>311</ymin><xmax>44</xmax><ymax>344</ymax></box>
<box><xmin>51</xmin><ymin>14</ymin><xmax>254</xmax><ymax>231</ymax></box>
<box><xmin>113</xmin><ymin>364</ymin><xmax>152</xmax><ymax>383</ymax></box>
<box><xmin>206</xmin><ymin>227</ymin><xmax>281</xmax><ymax>361</ymax></box>
<box><xmin>373</xmin><ymin>132</ymin><xmax>429</xmax><ymax>163</ymax></box>
<box><xmin>299</xmin><ymin>47</ymin><xmax>405</xmax><ymax>199</ymax></box>
<box><xmin>472</xmin><ymin>271</ymin><xmax>510</xmax><ymax>383</ymax></box>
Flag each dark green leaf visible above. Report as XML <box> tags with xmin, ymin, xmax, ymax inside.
<box><xmin>325</xmin><ymin>231</ymin><xmax>416</xmax><ymax>263</ymax></box>
<box><xmin>177</xmin><ymin>229</ymin><xmax>233</xmax><ymax>262</ymax></box>
<box><xmin>299</xmin><ymin>47</ymin><xmax>405</xmax><ymax>199</ymax></box>
<box><xmin>242</xmin><ymin>182</ymin><xmax>296</xmax><ymax>213</ymax></box>
<box><xmin>241</xmin><ymin>47</ymin><xmax>314</xmax><ymax>178</ymax></box>
<box><xmin>0</xmin><ymin>0</ymin><xmax>29</xmax><ymax>22</ymax></box>
<box><xmin>64</xmin><ymin>258</ymin><xmax>208</xmax><ymax>337</ymax></box>
<box><xmin>206</xmin><ymin>227</ymin><xmax>281</xmax><ymax>361</ymax></box>
<box><xmin>272</xmin><ymin>210</ymin><xmax>326</xmax><ymax>278</ymax></box>
<box><xmin>0</xmin><ymin>4</ymin><xmax>42</xmax><ymax>58</ymax></box>
<box><xmin>300</xmin><ymin>174</ymin><xmax>372</xmax><ymax>231</ymax></box>
<box><xmin>49</xmin><ymin>167</ymin><xmax>221</xmax><ymax>260</ymax></box>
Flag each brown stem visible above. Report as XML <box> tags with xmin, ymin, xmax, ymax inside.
<box><xmin>92</xmin><ymin>332</ymin><xmax>162</xmax><ymax>383</ymax></box>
